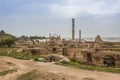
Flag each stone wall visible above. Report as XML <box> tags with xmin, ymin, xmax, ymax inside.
<box><xmin>25</xmin><ymin>48</ymin><xmax>47</xmax><ymax>56</ymax></box>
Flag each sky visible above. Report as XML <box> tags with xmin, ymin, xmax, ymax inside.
<box><xmin>0</xmin><ymin>0</ymin><xmax>120</xmax><ymax>38</ymax></box>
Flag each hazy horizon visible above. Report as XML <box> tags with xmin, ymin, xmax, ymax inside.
<box><xmin>0</xmin><ymin>0</ymin><xmax>120</xmax><ymax>38</ymax></box>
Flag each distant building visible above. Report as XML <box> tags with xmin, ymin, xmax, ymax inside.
<box><xmin>33</xmin><ymin>39</ymin><xmax>49</xmax><ymax>43</ymax></box>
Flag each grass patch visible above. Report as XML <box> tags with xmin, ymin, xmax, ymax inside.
<box><xmin>62</xmin><ymin>77</ymin><xmax>66</xmax><ymax>80</ymax></box>
<box><xmin>0</xmin><ymin>68</ymin><xmax>17</xmax><ymax>76</ymax></box>
<box><xmin>0</xmin><ymin>52</ymin><xmax>40</xmax><ymax>60</ymax></box>
<box><xmin>0</xmin><ymin>47</ymin><xmax>18</xmax><ymax>53</ymax></box>
<box><xmin>6</xmin><ymin>62</ymin><xmax>13</xmax><ymax>65</ymax></box>
<box><xmin>57</xmin><ymin>61</ymin><xmax>120</xmax><ymax>73</ymax></box>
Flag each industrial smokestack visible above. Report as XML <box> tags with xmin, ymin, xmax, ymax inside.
<box><xmin>72</xmin><ymin>18</ymin><xmax>75</xmax><ymax>40</ymax></box>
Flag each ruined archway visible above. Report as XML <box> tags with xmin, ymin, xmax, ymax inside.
<box><xmin>86</xmin><ymin>53</ymin><xmax>92</xmax><ymax>64</ymax></box>
<box><xmin>53</xmin><ymin>48</ymin><xmax>57</xmax><ymax>53</ymax></box>
<box><xmin>62</xmin><ymin>48</ymin><xmax>68</xmax><ymax>56</ymax></box>
<box><xmin>31</xmin><ymin>50</ymin><xmax>38</xmax><ymax>55</ymax></box>
<box><xmin>103</xmin><ymin>55</ymin><xmax>116</xmax><ymax>67</ymax></box>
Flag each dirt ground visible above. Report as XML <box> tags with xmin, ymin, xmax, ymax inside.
<box><xmin>0</xmin><ymin>56</ymin><xmax>120</xmax><ymax>80</ymax></box>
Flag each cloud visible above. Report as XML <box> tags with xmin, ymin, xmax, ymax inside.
<box><xmin>0</xmin><ymin>0</ymin><xmax>120</xmax><ymax>37</ymax></box>
<box><xmin>49</xmin><ymin>0</ymin><xmax>120</xmax><ymax>17</ymax></box>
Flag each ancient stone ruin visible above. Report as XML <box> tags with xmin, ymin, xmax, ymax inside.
<box><xmin>95</xmin><ymin>35</ymin><xmax>103</xmax><ymax>43</ymax></box>
<box><xmin>15</xmin><ymin>18</ymin><xmax>120</xmax><ymax>67</ymax></box>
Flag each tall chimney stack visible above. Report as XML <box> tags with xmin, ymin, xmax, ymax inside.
<box><xmin>72</xmin><ymin>18</ymin><xmax>75</xmax><ymax>40</ymax></box>
<box><xmin>79</xmin><ymin>30</ymin><xmax>81</xmax><ymax>42</ymax></box>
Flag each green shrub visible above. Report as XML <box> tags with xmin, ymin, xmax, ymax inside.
<box><xmin>34</xmin><ymin>58</ymin><xmax>39</xmax><ymax>61</ymax></box>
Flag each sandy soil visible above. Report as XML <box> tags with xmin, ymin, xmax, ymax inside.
<box><xmin>0</xmin><ymin>56</ymin><xmax>120</xmax><ymax>80</ymax></box>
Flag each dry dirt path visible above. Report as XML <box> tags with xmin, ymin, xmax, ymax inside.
<box><xmin>0</xmin><ymin>56</ymin><xmax>120</xmax><ymax>80</ymax></box>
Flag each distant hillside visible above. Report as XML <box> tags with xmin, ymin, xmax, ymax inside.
<box><xmin>0</xmin><ymin>30</ymin><xmax>16</xmax><ymax>47</ymax></box>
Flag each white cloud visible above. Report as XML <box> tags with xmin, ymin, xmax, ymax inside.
<box><xmin>49</xmin><ymin>0</ymin><xmax>120</xmax><ymax>17</ymax></box>
<box><xmin>50</xmin><ymin>4</ymin><xmax>80</xmax><ymax>17</ymax></box>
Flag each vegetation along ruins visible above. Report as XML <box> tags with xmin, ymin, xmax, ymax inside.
<box><xmin>0</xmin><ymin>18</ymin><xmax>120</xmax><ymax>80</ymax></box>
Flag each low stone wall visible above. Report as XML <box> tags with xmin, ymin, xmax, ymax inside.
<box><xmin>25</xmin><ymin>48</ymin><xmax>47</xmax><ymax>56</ymax></box>
<box><xmin>63</xmin><ymin>48</ymin><xmax>120</xmax><ymax>67</ymax></box>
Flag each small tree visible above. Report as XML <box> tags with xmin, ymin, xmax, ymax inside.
<box><xmin>0</xmin><ymin>30</ymin><xmax>5</xmax><ymax>33</ymax></box>
<box><xmin>0</xmin><ymin>30</ymin><xmax>16</xmax><ymax>47</ymax></box>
